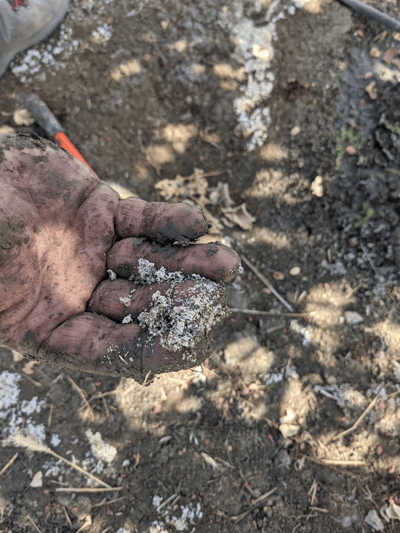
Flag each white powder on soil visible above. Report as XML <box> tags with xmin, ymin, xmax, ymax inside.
<box><xmin>85</xmin><ymin>429</ymin><xmax>117</xmax><ymax>464</ymax></box>
<box><xmin>132</xmin><ymin>259</ymin><xmax>229</xmax><ymax>354</ymax></box>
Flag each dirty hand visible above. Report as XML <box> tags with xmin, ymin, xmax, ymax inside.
<box><xmin>0</xmin><ymin>134</ymin><xmax>240</xmax><ymax>382</ymax></box>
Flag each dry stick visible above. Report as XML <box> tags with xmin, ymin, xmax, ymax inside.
<box><xmin>156</xmin><ymin>493</ymin><xmax>178</xmax><ymax>512</ymax></box>
<box><xmin>317</xmin><ymin>459</ymin><xmax>366</xmax><ymax>466</ymax></box>
<box><xmin>232</xmin><ymin>487</ymin><xmax>278</xmax><ymax>524</ymax></box>
<box><xmin>47</xmin><ymin>404</ymin><xmax>54</xmax><ymax>428</ymax></box>
<box><xmin>229</xmin><ymin>308</ymin><xmax>308</xmax><ymax>317</ymax></box>
<box><xmin>28</xmin><ymin>515</ymin><xmax>42</xmax><ymax>533</ymax></box>
<box><xmin>11</xmin><ymin>434</ymin><xmax>112</xmax><ymax>488</ymax></box>
<box><xmin>333</xmin><ymin>388</ymin><xmax>400</xmax><ymax>442</ymax></box>
<box><xmin>0</xmin><ymin>452</ymin><xmax>18</xmax><ymax>477</ymax></box>
<box><xmin>240</xmin><ymin>255</ymin><xmax>294</xmax><ymax>312</ymax></box>
<box><xmin>88</xmin><ymin>390</ymin><xmax>117</xmax><ymax>403</ymax></box>
<box><xmin>66</xmin><ymin>375</ymin><xmax>95</xmax><ymax>421</ymax></box>
<box><xmin>62</xmin><ymin>506</ymin><xmax>72</xmax><ymax>527</ymax></box>
<box><xmin>301</xmin><ymin>454</ymin><xmax>365</xmax><ymax>466</ymax></box>
<box><xmin>92</xmin><ymin>496</ymin><xmax>126</xmax><ymax>508</ymax></box>
<box><xmin>332</xmin><ymin>393</ymin><xmax>381</xmax><ymax>442</ymax></box>
<box><xmin>56</xmin><ymin>487</ymin><xmax>123</xmax><ymax>493</ymax></box>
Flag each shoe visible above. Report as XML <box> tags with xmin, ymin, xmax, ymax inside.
<box><xmin>0</xmin><ymin>0</ymin><xmax>70</xmax><ymax>78</ymax></box>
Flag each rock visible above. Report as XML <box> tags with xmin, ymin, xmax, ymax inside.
<box><xmin>0</xmin><ymin>125</ymin><xmax>16</xmax><ymax>135</ymax></box>
<box><xmin>29</xmin><ymin>470</ymin><xmax>43</xmax><ymax>488</ymax></box>
<box><xmin>279</xmin><ymin>423</ymin><xmax>300</xmax><ymax>438</ymax></box>
<box><xmin>290</xmin><ymin>126</ymin><xmax>300</xmax><ymax>136</ymax></box>
<box><xmin>344</xmin><ymin>311</ymin><xmax>363</xmax><ymax>325</ymax></box>
<box><xmin>365</xmin><ymin>81</ymin><xmax>377</xmax><ymax>100</ymax></box>
<box><xmin>364</xmin><ymin>510</ymin><xmax>384</xmax><ymax>531</ymax></box>
<box><xmin>279</xmin><ymin>409</ymin><xmax>295</xmax><ymax>424</ymax></box>
<box><xmin>311</xmin><ymin>176</ymin><xmax>324</xmax><ymax>197</ymax></box>
<box><xmin>289</xmin><ymin>266</ymin><xmax>301</xmax><ymax>276</ymax></box>
<box><xmin>342</xmin><ymin>514</ymin><xmax>358</xmax><ymax>528</ymax></box>
<box><xmin>276</xmin><ymin>449</ymin><xmax>291</xmax><ymax>467</ymax></box>
<box><xmin>13</xmin><ymin>108</ymin><xmax>35</xmax><ymax>126</ymax></box>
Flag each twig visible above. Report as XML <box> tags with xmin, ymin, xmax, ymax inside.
<box><xmin>332</xmin><ymin>393</ymin><xmax>381</xmax><ymax>441</ymax></box>
<box><xmin>62</xmin><ymin>506</ymin><xmax>72</xmax><ymax>527</ymax></box>
<box><xmin>102</xmin><ymin>397</ymin><xmax>112</xmax><ymax>420</ymax></box>
<box><xmin>156</xmin><ymin>493</ymin><xmax>178</xmax><ymax>512</ymax></box>
<box><xmin>92</xmin><ymin>496</ymin><xmax>126</xmax><ymax>508</ymax></box>
<box><xmin>22</xmin><ymin>375</ymin><xmax>42</xmax><ymax>388</ymax></box>
<box><xmin>28</xmin><ymin>515</ymin><xmax>42</xmax><ymax>533</ymax></box>
<box><xmin>142</xmin><ymin>370</ymin><xmax>152</xmax><ymax>387</ymax></box>
<box><xmin>0</xmin><ymin>453</ymin><xmax>18</xmax><ymax>477</ymax></box>
<box><xmin>9</xmin><ymin>434</ymin><xmax>111</xmax><ymax>488</ymax></box>
<box><xmin>308</xmin><ymin>479</ymin><xmax>318</xmax><ymax>505</ymax></box>
<box><xmin>229</xmin><ymin>308</ymin><xmax>308</xmax><ymax>317</ymax></box>
<box><xmin>66</xmin><ymin>375</ymin><xmax>95</xmax><ymax>421</ymax></box>
<box><xmin>240</xmin><ymin>255</ymin><xmax>294</xmax><ymax>312</ymax></box>
<box><xmin>88</xmin><ymin>390</ymin><xmax>117</xmax><ymax>403</ymax></box>
<box><xmin>232</xmin><ymin>487</ymin><xmax>278</xmax><ymax>524</ymax></box>
<box><xmin>55</xmin><ymin>487</ymin><xmax>123</xmax><ymax>493</ymax></box>
<box><xmin>238</xmin><ymin>468</ymin><xmax>259</xmax><ymax>498</ymax></box>
<box><xmin>301</xmin><ymin>454</ymin><xmax>365</xmax><ymax>466</ymax></box>
<box><xmin>47</xmin><ymin>404</ymin><xmax>54</xmax><ymax>428</ymax></box>
<box><xmin>345</xmin><ymin>283</ymin><xmax>363</xmax><ymax>301</ymax></box>
<box><xmin>76</xmin><ymin>515</ymin><xmax>92</xmax><ymax>533</ymax></box>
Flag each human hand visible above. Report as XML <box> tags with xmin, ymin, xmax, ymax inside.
<box><xmin>0</xmin><ymin>134</ymin><xmax>240</xmax><ymax>382</ymax></box>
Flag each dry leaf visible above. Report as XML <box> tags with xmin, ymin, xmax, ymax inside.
<box><xmin>201</xmin><ymin>452</ymin><xmax>221</xmax><ymax>470</ymax></box>
<box><xmin>221</xmin><ymin>203</ymin><xmax>255</xmax><ymax>231</ymax></box>
<box><xmin>365</xmin><ymin>510</ymin><xmax>384</xmax><ymax>531</ymax></box>
<box><xmin>29</xmin><ymin>470</ymin><xmax>43</xmax><ymax>488</ymax></box>
<box><xmin>381</xmin><ymin>501</ymin><xmax>400</xmax><ymax>522</ymax></box>
<box><xmin>208</xmin><ymin>181</ymin><xmax>234</xmax><ymax>208</ymax></box>
<box><xmin>13</xmin><ymin>108</ymin><xmax>35</xmax><ymax>126</ymax></box>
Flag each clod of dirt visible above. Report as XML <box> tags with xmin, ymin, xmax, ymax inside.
<box><xmin>133</xmin><ymin>259</ymin><xmax>229</xmax><ymax>355</ymax></box>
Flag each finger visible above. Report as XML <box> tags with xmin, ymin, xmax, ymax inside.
<box><xmin>115</xmin><ymin>197</ymin><xmax>211</xmax><ymax>244</ymax></box>
<box><xmin>88</xmin><ymin>278</ymin><xmax>205</xmax><ymax>321</ymax></box>
<box><xmin>38</xmin><ymin>313</ymin><xmax>210</xmax><ymax>383</ymax></box>
<box><xmin>107</xmin><ymin>239</ymin><xmax>241</xmax><ymax>282</ymax></box>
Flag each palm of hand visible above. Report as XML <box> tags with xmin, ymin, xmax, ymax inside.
<box><xmin>0</xmin><ymin>134</ymin><xmax>118</xmax><ymax>347</ymax></box>
<box><xmin>0</xmin><ymin>135</ymin><xmax>239</xmax><ymax>382</ymax></box>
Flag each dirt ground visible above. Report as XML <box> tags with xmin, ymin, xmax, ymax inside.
<box><xmin>2</xmin><ymin>0</ymin><xmax>400</xmax><ymax>531</ymax></box>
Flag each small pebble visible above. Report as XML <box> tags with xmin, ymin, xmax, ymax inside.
<box><xmin>289</xmin><ymin>266</ymin><xmax>301</xmax><ymax>276</ymax></box>
<box><xmin>290</xmin><ymin>125</ymin><xmax>301</xmax><ymax>136</ymax></box>
<box><xmin>344</xmin><ymin>311</ymin><xmax>363</xmax><ymax>325</ymax></box>
<box><xmin>276</xmin><ymin>449</ymin><xmax>291</xmax><ymax>467</ymax></box>
<box><xmin>279</xmin><ymin>423</ymin><xmax>300</xmax><ymax>438</ymax></box>
<box><xmin>376</xmin><ymin>445</ymin><xmax>384</xmax><ymax>456</ymax></box>
<box><xmin>311</xmin><ymin>176</ymin><xmax>324</xmax><ymax>197</ymax></box>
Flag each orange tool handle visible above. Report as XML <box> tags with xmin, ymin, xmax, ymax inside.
<box><xmin>54</xmin><ymin>131</ymin><xmax>91</xmax><ymax>169</ymax></box>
